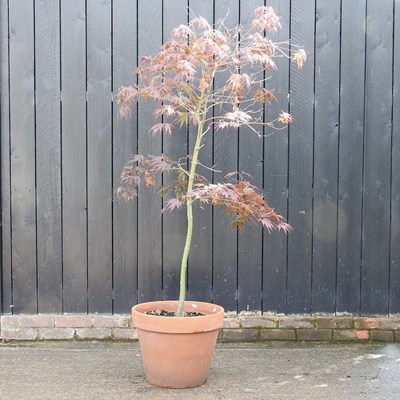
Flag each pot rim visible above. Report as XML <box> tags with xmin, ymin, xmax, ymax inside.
<box><xmin>132</xmin><ymin>300</ymin><xmax>225</xmax><ymax>334</ymax></box>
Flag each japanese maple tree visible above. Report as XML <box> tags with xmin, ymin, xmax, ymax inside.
<box><xmin>118</xmin><ymin>7</ymin><xmax>306</xmax><ymax>317</ymax></box>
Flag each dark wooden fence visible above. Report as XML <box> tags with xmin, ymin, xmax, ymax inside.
<box><xmin>0</xmin><ymin>0</ymin><xmax>399</xmax><ymax>315</ymax></box>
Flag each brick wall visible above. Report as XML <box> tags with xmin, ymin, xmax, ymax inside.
<box><xmin>0</xmin><ymin>315</ymin><xmax>136</xmax><ymax>341</ymax></box>
<box><xmin>2</xmin><ymin>314</ymin><xmax>400</xmax><ymax>342</ymax></box>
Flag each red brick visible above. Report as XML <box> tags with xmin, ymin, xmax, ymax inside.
<box><xmin>354</xmin><ymin>317</ymin><xmax>379</xmax><ymax>330</ymax></box>
<box><xmin>259</xmin><ymin>329</ymin><xmax>296</xmax><ymax>341</ymax></box>
<box><xmin>297</xmin><ymin>329</ymin><xmax>332</xmax><ymax>341</ymax></box>
<box><xmin>315</xmin><ymin>317</ymin><xmax>353</xmax><ymax>330</ymax></box>
<box><xmin>333</xmin><ymin>330</ymin><xmax>354</xmax><ymax>341</ymax></box>
<box><xmin>76</xmin><ymin>328</ymin><xmax>111</xmax><ymax>340</ymax></box>
<box><xmin>279</xmin><ymin>317</ymin><xmax>314</xmax><ymax>329</ymax></box>
<box><xmin>355</xmin><ymin>330</ymin><xmax>369</xmax><ymax>340</ymax></box>
<box><xmin>239</xmin><ymin>316</ymin><xmax>277</xmax><ymax>328</ymax></box>
<box><xmin>1</xmin><ymin>316</ymin><xmax>19</xmax><ymax>328</ymax></box>
<box><xmin>1</xmin><ymin>315</ymin><xmax>54</xmax><ymax>328</ymax></box>
<box><xmin>91</xmin><ymin>315</ymin><xmax>129</xmax><ymax>328</ymax></box>
<box><xmin>112</xmin><ymin>328</ymin><xmax>138</xmax><ymax>340</ymax></box>
<box><xmin>1</xmin><ymin>328</ymin><xmax>38</xmax><ymax>340</ymax></box>
<box><xmin>38</xmin><ymin>328</ymin><xmax>75</xmax><ymax>340</ymax></box>
<box><xmin>223</xmin><ymin>318</ymin><xmax>240</xmax><ymax>329</ymax></box>
<box><xmin>222</xmin><ymin>328</ymin><xmax>258</xmax><ymax>341</ymax></box>
<box><xmin>374</xmin><ymin>318</ymin><xmax>400</xmax><ymax>331</ymax></box>
<box><xmin>55</xmin><ymin>315</ymin><xmax>92</xmax><ymax>328</ymax></box>
<box><xmin>334</xmin><ymin>330</ymin><xmax>369</xmax><ymax>341</ymax></box>
<box><xmin>19</xmin><ymin>315</ymin><xmax>55</xmax><ymax>327</ymax></box>
<box><xmin>370</xmin><ymin>330</ymin><xmax>394</xmax><ymax>342</ymax></box>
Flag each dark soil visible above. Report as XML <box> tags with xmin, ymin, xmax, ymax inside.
<box><xmin>145</xmin><ymin>309</ymin><xmax>205</xmax><ymax>317</ymax></box>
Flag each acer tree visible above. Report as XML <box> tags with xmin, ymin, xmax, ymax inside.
<box><xmin>118</xmin><ymin>7</ymin><xmax>306</xmax><ymax>317</ymax></box>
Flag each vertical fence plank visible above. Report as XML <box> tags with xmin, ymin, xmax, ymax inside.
<box><xmin>0</xmin><ymin>0</ymin><xmax>12</xmax><ymax>314</ymax></box>
<box><xmin>186</xmin><ymin>0</ymin><xmax>214</xmax><ymax>303</ymax></box>
<box><xmin>361</xmin><ymin>0</ymin><xmax>393</xmax><ymax>315</ymax></box>
<box><xmin>337</xmin><ymin>1</ymin><xmax>366</xmax><ymax>314</ymax></box>
<box><xmin>213</xmin><ymin>0</ymin><xmax>239</xmax><ymax>312</ymax></box>
<box><xmin>137</xmin><ymin>0</ymin><xmax>163</xmax><ymax>303</ymax></box>
<box><xmin>35</xmin><ymin>0</ymin><xmax>62</xmax><ymax>313</ymax></box>
<box><xmin>311</xmin><ymin>0</ymin><xmax>340</xmax><ymax>313</ymax></box>
<box><xmin>287</xmin><ymin>0</ymin><xmax>315</xmax><ymax>314</ymax></box>
<box><xmin>9</xmin><ymin>0</ymin><xmax>37</xmax><ymax>313</ymax></box>
<box><xmin>262</xmin><ymin>0</ymin><xmax>290</xmax><ymax>314</ymax></box>
<box><xmin>112</xmin><ymin>0</ymin><xmax>138</xmax><ymax>313</ymax></box>
<box><xmin>162</xmin><ymin>0</ymin><xmax>188</xmax><ymax>301</ymax></box>
<box><xmin>61</xmin><ymin>0</ymin><xmax>88</xmax><ymax>313</ymax></box>
<box><xmin>390</xmin><ymin>0</ymin><xmax>400</xmax><ymax>314</ymax></box>
<box><xmin>237</xmin><ymin>0</ymin><xmax>264</xmax><ymax>312</ymax></box>
<box><xmin>87</xmin><ymin>0</ymin><xmax>113</xmax><ymax>312</ymax></box>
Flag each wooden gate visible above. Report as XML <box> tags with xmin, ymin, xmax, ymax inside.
<box><xmin>0</xmin><ymin>0</ymin><xmax>399</xmax><ymax>315</ymax></box>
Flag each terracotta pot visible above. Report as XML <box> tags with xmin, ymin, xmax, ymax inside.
<box><xmin>132</xmin><ymin>300</ymin><xmax>224</xmax><ymax>388</ymax></box>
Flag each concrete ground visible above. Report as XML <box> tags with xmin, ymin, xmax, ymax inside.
<box><xmin>0</xmin><ymin>341</ymin><xmax>399</xmax><ymax>399</ymax></box>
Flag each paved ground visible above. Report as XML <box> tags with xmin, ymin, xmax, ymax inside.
<box><xmin>0</xmin><ymin>341</ymin><xmax>399</xmax><ymax>399</ymax></box>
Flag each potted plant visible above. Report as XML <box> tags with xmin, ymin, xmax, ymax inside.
<box><xmin>118</xmin><ymin>6</ymin><xmax>305</xmax><ymax>388</ymax></box>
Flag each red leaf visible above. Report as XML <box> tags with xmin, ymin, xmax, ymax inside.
<box><xmin>162</xmin><ymin>198</ymin><xmax>184</xmax><ymax>213</ymax></box>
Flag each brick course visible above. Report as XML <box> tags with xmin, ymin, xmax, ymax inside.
<box><xmin>279</xmin><ymin>318</ymin><xmax>314</xmax><ymax>329</ymax></box>
<box><xmin>55</xmin><ymin>315</ymin><xmax>92</xmax><ymax>328</ymax></box>
<box><xmin>370</xmin><ymin>330</ymin><xmax>394</xmax><ymax>342</ymax></box>
<box><xmin>38</xmin><ymin>328</ymin><xmax>75</xmax><ymax>340</ymax></box>
<box><xmin>92</xmin><ymin>315</ymin><xmax>129</xmax><ymax>328</ymax></box>
<box><xmin>112</xmin><ymin>328</ymin><xmax>138</xmax><ymax>340</ymax></box>
<box><xmin>76</xmin><ymin>328</ymin><xmax>112</xmax><ymax>340</ymax></box>
<box><xmin>260</xmin><ymin>329</ymin><xmax>296</xmax><ymax>341</ymax></box>
<box><xmin>238</xmin><ymin>316</ymin><xmax>277</xmax><ymax>328</ymax></box>
<box><xmin>297</xmin><ymin>329</ymin><xmax>332</xmax><ymax>341</ymax></box>
<box><xmin>2</xmin><ymin>313</ymin><xmax>400</xmax><ymax>342</ymax></box>
<box><xmin>1</xmin><ymin>328</ymin><xmax>38</xmax><ymax>340</ymax></box>
<box><xmin>353</xmin><ymin>317</ymin><xmax>380</xmax><ymax>330</ymax></box>
<box><xmin>315</xmin><ymin>317</ymin><xmax>353</xmax><ymax>330</ymax></box>
<box><xmin>333</xmin><ymin>330</ymin><xmax>369</xmax><ymax>341</ymax></box>
<box><xmin>223</xmin><ymin>318</ymin><xmax>240</xmax><ymax>329</ymax></box>
<box><xmin>222</xmin><ymin>328</ymin><xmax>258</xmax><ymax>341</ymax></box>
